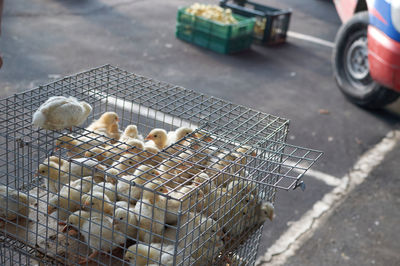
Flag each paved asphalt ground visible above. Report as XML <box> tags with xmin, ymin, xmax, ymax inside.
<box><xmin>1</xmin><ymin>0</ymin><xmax>399</xmax><ymax>265</ymax></box>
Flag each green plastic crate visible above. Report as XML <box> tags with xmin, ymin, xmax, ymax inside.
<box><xmin>176</xmin><ymin>24</ymin><xmax>253</xmax><ymax>54</ymax></box>
<box><xmin>177</xmin><ymin>7</ymin><xmax>255</xmax><ymax>40</ymax></box>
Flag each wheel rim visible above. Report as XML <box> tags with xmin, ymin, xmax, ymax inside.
<box><xmin>346</xmin><ymin>37</ymin><xmax>369</xmax><ymax>80</ymax></box>
<box><xmin>343</xmin><ymin>33</ymin><xmax>374</xmax><ymax>94</ymax></box>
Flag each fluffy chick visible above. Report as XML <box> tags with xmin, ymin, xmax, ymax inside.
<box><xmin>161</xmin><ymin>185</ymin><xmax>204</xmax><ymax>224</ymax></box>
<box><xmin>120</xmin><ymin>125</ymin><xmax>144</xmax><ymax>142</ymax></box>
<box><xmin>167</xmin><ymin>127</ymin><xmax>195</xmax><ymax>147</ymax></box>
<box><xmin>86</xmin><ymin>112</ymin><xmax>120</xmax><ymax>139</ymax></box>
<box><xmin>255</xmin><ymin>201</ymin><xmax>274</xmax><ymax>224</ymax></box>
<box><xmin>116</xmin><ymin>165</ymin><xmax>160</xmax><ymax>203</ymax></box>
<box><xmin>134</xmin><ymin>181</ymin><xmax>168</xmax><ymax>243</ymax></box>
<box><xmin>38</xmin><ymin>156</ymin><xmax>105</xmax><ymax>193</ymax></box>
<box><xmin>85</xmin><ymin>139</ymin><xmax>144</xmax><ymax>166</ymax></box>
<box><xmin>114</xmin><ymin>204</ymin><xmax>138</xmax><ymax>240</ymax></box>
<box><xmin>32</xmin><ymin>96</ymin><xmax>92</xmax><ymax>130</ymax></box>
<box><xmin>81</xmin><ymin>192</ymin><xmax>114</xmax><ymax>215</ymax></box>
<box><xmin>47</xmin><ymin>176</ymin><xmax>97</xmax><ymax>220</ymax></box>
<box><xmin>55</xmin><ymin>134</ymin><xmax>106</xmax><ymax>158</ymax></box>
<box><xmin>160</xmin><ymin>212</ymin><xmax>223</xmax><ymax>262</ymax></box>
<box><xmin>124</xmin><ymin>243</ymin><xmax>193</xmax><ymax>266</ymax></box>
<box><xmin>145</xmin><ymin>128</ymin><xmax>168</xmax><ymax>151</ymax></box>
<box><xmin>0</xmin><ymin>186</ymin><xmax>30</xmax><ymax>226</ymax></box>
<box><xmin>68</xmin><ymin>211</ymin><xmax>125</xmax><ymax>264</ymax></box>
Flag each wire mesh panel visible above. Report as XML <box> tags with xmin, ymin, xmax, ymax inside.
<box><xmin>0</xmin><ymin>65</ymin><xmax>322</xmax><ymax>265</ymax></box>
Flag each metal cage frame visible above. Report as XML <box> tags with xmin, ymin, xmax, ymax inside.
<box><xmin>0</xmin><ymin>65</ymin><xmax>322</xmax><ymax>265</ymax></box>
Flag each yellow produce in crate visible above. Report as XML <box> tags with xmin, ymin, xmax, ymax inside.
<box><xmin>186</xmin><ymin>3</ymin><xmax>238</xmax><ymax>24</ymax></box>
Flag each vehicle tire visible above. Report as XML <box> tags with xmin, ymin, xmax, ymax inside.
<box><xmin>332</xmin><ymin>11</ymin><xmax>399</xmax><ymax>108</ymax></box>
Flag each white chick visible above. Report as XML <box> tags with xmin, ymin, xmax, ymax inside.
<box><xmin>120</xmin><ymin>125</ymin><xmax>144</xmax><ymax>142</ymax></box>
<box><xmin>38</xmin><ymin>156</ymin><xmax>105</xmax><ymax>193</ymax></box>
<box><xmin>32</xmin><ymin>96</ymin><xmax>92</xmax><ymax>130</ymax></box>
<box><xmin>161</xmin><ymin>185</ymin><xmax>204</xmax><ymax>224</ymax></box>
<box><xmin>61</xmin><ymin>210</ymin><xmax>92</xmax><ymax>235</ymax></box>
<box><xmin>82</xmin><ymin>192</ymin><xmax>114</xmax><ymax>215</ymax></box>
<box><xmin>66</xmin><ymin>210</ymin><xmax>125</xmax><ymax>264</ymax></box>
<box><xmin>105</xmin><ymin>168</ymin><xmax>124</xmax><ymax>184</ymax></box>
<box><xmin>0</xmin><ymin>186</ymin><xmax>30</xmax><ymax>226</ymax></box>
<box><xmin>160</xmin><ymin>212</ymin><xmax>224</xmax><ymax>263</ymax></box>
<box><xmin>48</xmin><ymin>190</ymin><xmax>78</xmax><ymax>221</ymax></box>
<box><xmin>114</xmin><ymin>204</ymin><xmax>138</xmax><ymax>240</ymax></box>
<box><xmin>124</xmin><ymin>243</ymin><xmax>193</xmax><ymax>266</ymax></box>
<box><xmin>90</xmin><ymin>182</ymin><xmax>117</xmax><ymax>202</ymax></box>
<box><xmin>47</xmin><ymin>176</ymin><xmax>97</xmax><ymax>220</ymax></box>
<box><xmin>134</xmin><ymin>181</ymin><xmax>168</xmax><ymax>243</ymax></box>
<box><xmin>116</xmin><ymin>165</ymin><xmax>160</xmax><ymax>203</ymax></box>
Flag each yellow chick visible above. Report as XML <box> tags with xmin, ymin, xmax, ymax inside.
<box><xmin>116</xmin><ymin>165</ymin><xmax>160</xmax><ymax>203</ymax></box>
<box><xmin>139</xmin><ymin>144</ymin><xmax>163</xmax><ymax>166</ymax></box>
<box><xmin>32</xmin><ymin>96</ymin><xmax>92</xmax><ymax>130</ymax></box>
<box><xmin>157</xmin><ymin>158</ymin><xmax>189</xmax><ymax>188</ymax></box>
<box><xmin>107</xmin><ymin>123</ymin><xmax>123</xmax><ymax>144</ymax></box>
<box><xmin>134</xmin><ymin>181</ymin><xmax>168</xmax><ymax>243</ymax></box>
<box><xmin>120</xmin><ymin>125</ymin><xmax>144</xmax><ymax>142</ymax></box>
<box><xmin>145</xmin><ymin>128</ymin><xmax>168</xmax><ymax>151</ymax></box>
<box><xmin>124</xmin><ymin>243</ymin><xmax>193</xmax><ymax>266</ymax></box>
<box><xmin>85</xmin><ymin>139</ymin><xmax>144</xmax><ymax>166</ymax></box>
<box><xmin>109</xmin><ymin>143</ymin><xmax>146</xmax><ymax>176</ymax></box>
<box><xmin>0</xmin><ymin>186</ymin><xmax>30</xmax><ymax>226</ymax></box>
<box><xmin>86</xmin><ymin>112</ymin><xmax>120</xmax><ymax>139</ymax></box>
<box><xmin>55</xmin><ymin>134</ymin><xmax>106</xmax><ymax>158</ymax></box>
<box><xmin>167</xmin><ymin>127</ymin><xmax>195</xmax><ymax>145</ymax></box>
<box><xmin>200</xmin><ymin>187</ymin><xmax>231</xmax><ymax>219</ymax></box>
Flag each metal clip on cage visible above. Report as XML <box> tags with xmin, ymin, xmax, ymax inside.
<box><xmin>0</xmin><ymin>65</ymin><xmax>322</xmax><ymax>265</ymax></box>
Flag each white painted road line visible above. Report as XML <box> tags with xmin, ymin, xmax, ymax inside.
<box><xmin>287</xmin><ymin>160</ymin><xmax>341</xmax><ymax>187</ymax></box>
<box><xmin>300</xmin><ymin>168</ymin><xmax>341</xmax><ymax>187</ymax></box>
<box><xmin>288</xmin><ymin>31</ymin><xmax>335</xmax><ymax>48</ymax></box>
<box><xmin>256</xmin><ymin>130</ymin><xmax>400</xmax><ymax>266</ymax></box>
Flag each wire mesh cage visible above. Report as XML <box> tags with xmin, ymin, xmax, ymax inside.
<box><xmin>0</xmin><ymin>65</ymin><xmax>322</xmax><ymax>265</ymax></box>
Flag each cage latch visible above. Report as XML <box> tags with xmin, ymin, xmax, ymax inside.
<box><xmin>293</xmin><ymin>180</ymin><xmax>306</xmax><ymax>191</ymax></box>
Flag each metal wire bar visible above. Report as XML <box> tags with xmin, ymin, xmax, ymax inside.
<box><xmin>0</xmin><ymin>65</ymin><xmax>322</xmax><ymax>265</ymax></box>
